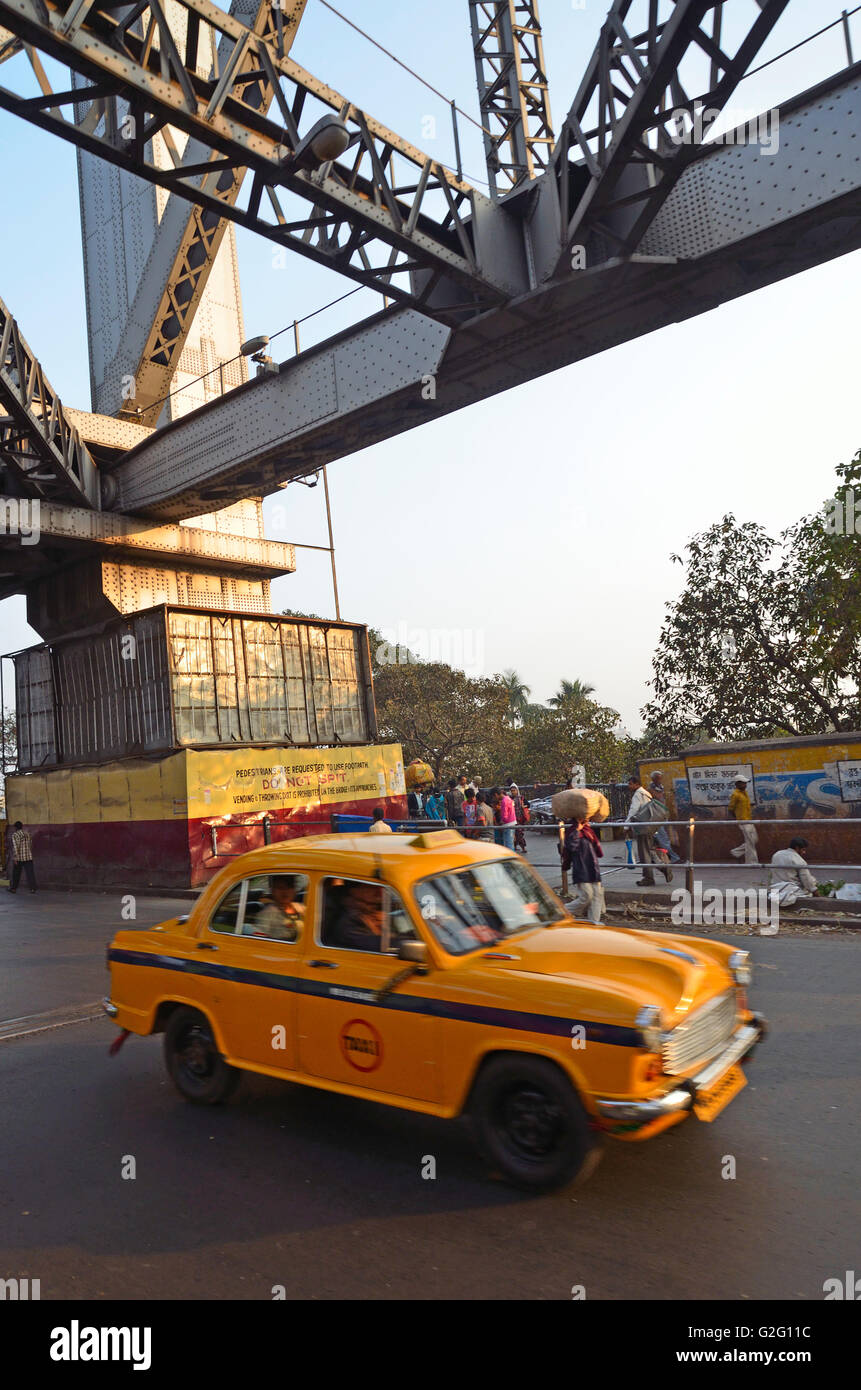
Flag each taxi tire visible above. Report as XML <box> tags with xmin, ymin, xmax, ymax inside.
<box><xmin>470</xmin><ymin>1055</ymin><xmax>601</xmax><ymax>1191</ymax></box>
<box><xmin>164</xmin><ymin>1007</ymin><xmax>240</xmax><ymax>1105</ymax></box>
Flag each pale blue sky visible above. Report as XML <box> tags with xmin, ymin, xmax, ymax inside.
<box><xmin>0</xmin><ymin>0</ymin><xmax>859</xmax><ymax>730</ymax></box>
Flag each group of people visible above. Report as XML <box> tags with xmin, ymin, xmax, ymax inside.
<box><xmin>401</xmin><ymin>775</ymin><xmax>530</xmax><ymax>851</ymax></box>
<box><xmin>446</xmin><ymin>777</ymin><xmax>529</xmax><ymax>852</ymax></box>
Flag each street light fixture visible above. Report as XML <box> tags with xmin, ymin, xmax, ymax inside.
<box><xmin>240</xmin><ymin>333</ymin><xmax>278</xmax><ymax>378</ymax></box>
<box><xmin>294</xmin><ymin>115</ymin><xmax>351</xmax><ymax>166</ymax></box>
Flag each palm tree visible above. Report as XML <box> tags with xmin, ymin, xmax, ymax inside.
<box><xmin>501</xmin><ymin>668</ymin><xmax>531</xmax><ymax>725</ymax></box>
<box><xmin>549</xmin><ymin>678</ymin><xmax>595</xmax><ymax>708</ymax></box>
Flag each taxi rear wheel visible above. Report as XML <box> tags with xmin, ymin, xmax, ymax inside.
<box><xmin>471</xmin><ymin>1055</ymin><xmax>601</xmax><ymax>1191</ymax></box>
<box><xmin>164</xmin><ymin>1007</ymin><xmax>239</xmax><ymax>1105</ymax></box>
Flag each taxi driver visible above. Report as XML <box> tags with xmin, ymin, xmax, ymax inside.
<box><xmin>332</xmin><ymin>881</ymin><xmax>387</xmax><ymax>951</ymax></box>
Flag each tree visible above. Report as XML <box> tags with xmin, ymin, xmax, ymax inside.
<box><xmin>549</xmin><ymin>678</ymin><xmax>595</xmax><ymax>708</ymax></box>
<box><xmin>642</xmin><ymin>450</ymin><xmax>861</xmax><ymax>741</ymax></box>
<box><xmin>373</xmin><ymin>659</ymin><xmax>511</xmax><ymax>784</ymax></box>
<box><xmin>513</xmin><ymin>695</ymin><xmax>626</xmax><ymax>784</ymax></box>
<box><xmin>501</xmin><ymin>668</ymin><xmax>531</xmax><ymax>725</ymax></box>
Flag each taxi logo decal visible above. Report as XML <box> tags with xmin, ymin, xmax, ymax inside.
<box><xmin>339</xmin><ymin>1018</ymin><xmax>383</xmax><ymax>1072</ymax></box>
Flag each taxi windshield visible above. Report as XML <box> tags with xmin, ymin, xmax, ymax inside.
<box><xmin>414</xmin><ymin>858</ymin><xmax>562</xmax><ymax>955</ymax></box>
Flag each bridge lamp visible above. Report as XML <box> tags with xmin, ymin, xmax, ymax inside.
<box><xmin>294</xmin><ymin>115</ymin><xmax>350</xmax><ymax>166</ymax></box>
<box><xmin>241</xmin><ymin>334</ymin><xmax>279</xmax><ymax>378</ymax></box>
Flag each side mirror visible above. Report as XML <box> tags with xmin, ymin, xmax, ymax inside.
<box><xmin>398</xmin><ymin>939</ymin><xmax>428</xmax><ymax>965</ymax></box>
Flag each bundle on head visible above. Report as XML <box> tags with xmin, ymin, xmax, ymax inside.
<box><xmin>551</xmin><ymin>788</ymin><xmax>610</xmax><ymax>822</ymax></box>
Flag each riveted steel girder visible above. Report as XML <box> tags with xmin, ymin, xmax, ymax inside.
<box><xmin>0</xmin><ymin>291</ymin><xmax>101</xmax><ymax>508</ymax></box>
<box><xmin>539</xmin><ymin>0</ymin><xmax>791</xmax><ymax>281</ymax></box>
<box><xmin>468</xmin><ymin>0</ymin><xmax>554</xmax><ymax>197</ymax></box>
<box><xmin>0</xmin><ymin>0</ymin><xmax>525</xmax><ymax>324</ymax></box>
<box><xmin>105</xmin><ymin>67</ymin><xmax>861</xmax><ymax>522</ymax></box>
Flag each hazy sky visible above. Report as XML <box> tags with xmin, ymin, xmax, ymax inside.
<box><xmin>0</xmin><ymin>0</ymin><xmax>858</xmax><ymax>731</ymax></box>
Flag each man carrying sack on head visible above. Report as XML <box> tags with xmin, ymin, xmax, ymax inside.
<box><xmin>553</xmin><ymin>788</ymin><xmax>610</xmax><ymax>924</ymax></box>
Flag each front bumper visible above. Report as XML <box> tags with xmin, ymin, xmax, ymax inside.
<box><xmin>595</xmin><ymin>1013</ymin><xmax>766</xmax><ymax>1126</ymax></box>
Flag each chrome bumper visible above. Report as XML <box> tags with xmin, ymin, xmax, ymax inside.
<box><xmin>102</xmin><ymin>997</ymin><xmax>118</xmax><ymax>1019</ymax></box>
<box><xmin>596</xmin><ymin>1014</ymin><xmax>766</xmax><ymax>1126</ymax></box>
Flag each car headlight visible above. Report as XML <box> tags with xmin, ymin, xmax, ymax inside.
<box><xmin>729</xmin><ymin>950</ymin><xmax>753</xmax><ymax>986</ymax></box>
<box><xmin>636</xmin><ymin>1004</ymin><xmax>664</xmax><ymax>1051</ymax></box>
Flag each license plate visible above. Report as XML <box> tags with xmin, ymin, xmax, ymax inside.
<box><xmin>693</xmin><ymin>1063</ymin><xmax>747</xmax><ymax>1122</ymax></box>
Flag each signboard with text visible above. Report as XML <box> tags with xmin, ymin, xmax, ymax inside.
<box><xmin>836</xmin><ymin>760</ymin><xmax>861</xmax><ymax>802</ymax></box>
<box><xmin>687</xmin><ymin>764</ymin><xmax>754</xmax><ymax>807</ymax></box>
<box><xmin>186</xmin><ymin>744</ymin><xmax>406</xmax><ymax>818</ymax></box>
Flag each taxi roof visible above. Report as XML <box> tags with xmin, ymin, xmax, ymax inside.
<box><xmin>210</xmin><ymin>831</ymin><xmax>513</xmax><ymax>883</ymax></box>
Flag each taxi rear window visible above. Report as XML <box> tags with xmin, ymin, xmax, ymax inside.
<box><xmin>414</xmin><ymin>858</ymin><xmax>561</xmax><ymax>955</ymax></box>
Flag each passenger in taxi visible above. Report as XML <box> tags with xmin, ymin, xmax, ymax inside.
<box><xmin>253</xmin><ymin>875</ymin><xmax>305</xmax><ymax>941</ymax></box>
<box><xmin>329</xmin><ymin>881</ymin><xmax>386</xmax><ymax>951</ymax></box>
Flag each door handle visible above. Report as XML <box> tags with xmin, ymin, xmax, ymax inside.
<box><xmin>308</xmin><ymin>959</ymin><xmax>338</xmax><ymax>969</ymax></box>
<box><xmin>196</xmin><ymin>942</ymin><xmax>218</xmax><ymax>951</ymax></box>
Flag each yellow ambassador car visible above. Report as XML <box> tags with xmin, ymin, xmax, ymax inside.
<box><xmin>104</xmin><ymin>831</ymin><xmax>766</xmax><ymax>1190</ymax></box>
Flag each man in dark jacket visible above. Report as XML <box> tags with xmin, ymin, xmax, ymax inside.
<box><xmin>558</xmin><ymin>814</ymin><xmax>605</xmax><ymax>923</ymax></box>
<box><xmin>330</xmin><ymin>881</ymin><xmax>387</xmax><ymax>951</ymax></box>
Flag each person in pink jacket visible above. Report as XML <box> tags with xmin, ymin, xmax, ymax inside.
<box><xmin>497</xmin><ymin>787</ymin><xmax>517</xmax><ymax>851</ymax></box>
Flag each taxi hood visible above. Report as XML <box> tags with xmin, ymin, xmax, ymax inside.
<box><xmin>471</xmin><ymin>924</ymin><xmax>731</xmax><ymax>1022</ymax></box>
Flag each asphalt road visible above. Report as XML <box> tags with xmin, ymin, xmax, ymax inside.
<box><xmin>0</xmin><ymin>908</ymin><xmax>858</xmax><ymax>1300</ymax></box>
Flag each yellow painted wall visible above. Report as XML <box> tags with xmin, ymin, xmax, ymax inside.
<box><xmin>6</xmin><ymin>744</ymin><xmax>406</xmax><ymax>827</ymax></box>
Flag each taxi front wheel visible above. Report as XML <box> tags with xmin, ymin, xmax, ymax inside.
<box><xmin>470</xmin><ymin>1055</ymin><xmax>602</xmax><ymax>1191</ymax></box>
<box><xmin>164</xmin><ymin>1007</ymin><xmax>240</xmax><ymax>1105</ymax></box>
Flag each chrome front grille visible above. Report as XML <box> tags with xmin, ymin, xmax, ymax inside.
<box><xmin>662</xmin><ymin>992</ymin><xmax>739</xmax><ymax>1075</ymax></box>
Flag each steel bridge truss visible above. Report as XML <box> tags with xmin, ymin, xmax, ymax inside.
<box><xmin>111</xmin><ymin>0</ymin><xmax>307</xmax><ymax>423</ymax></box>
<box><xmin>544</xmin><ymin>0</ymin><xmax>791</xmax><ymax>278</ymax></box>
<box><xmin>468</xmin><ymin>0</ymin><xmax>554</xmax><ymax>197</ymax></box>
<box><xmin>0</xmin><ymin>291</ymin><xmax>100</xmax><ymax>508</ymax></box>
<box><xmin>0</xmin><ymin>0</ymin><xmax>522</xmax><ymax>329</ymax></box>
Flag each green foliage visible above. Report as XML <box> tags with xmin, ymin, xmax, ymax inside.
<box><xmin>642</xmin><ymin>449</ymin><xmax>861</xmax><ymax>742</ymax></box>
<box><xmin>549</xmin><ymin>678</ymin><xmax>595</xmax><ymax>708</ymax></box>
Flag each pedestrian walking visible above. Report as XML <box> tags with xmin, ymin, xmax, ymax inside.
<box><xmin>649</xmin><ymin>772</ymin><xmax>680</xmax><ymax>865</ymax></box>
<box><xmin>509</xmin><ymin>783</ymin><xmax>529</xmax><ymax>853</ymax></box>
<box><xmin>728</xmin><ymin>777</ymin><xmax>759</xmax><ymax>864</ymax></box>
<box><xmin>625</xmin><ymin>776</ymin><xmax>671</xmax><ymax>886</ymax></box>
<box><xmin>558</xmin><ymin>811</ymin><xmax>605</xmax><ymax>923</ymax></box>
<box><xmin>8</xmin><ymin>821</ymin><xmax>36</xmax><ymax>893</ymax></box>
<box><xmin>424</xmin><ymin>787</ymin><xmax>445</xmax><ymax>820</ymax></box>
<box><xmin>497</xmin><ymin>785</ymin><xmax>517</xmax><ymax>852</ymax></box>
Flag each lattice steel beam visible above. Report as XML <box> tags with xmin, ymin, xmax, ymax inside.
<box><xmin>0</xmin><ymin>0</ymin><xmax>523</xmax><ymax>323</ymax></box>
<box><xmin>0</xmin><ymin>292</ymin><xmax>100</xmax><ymax>508</ymax></box>
<box><xmin>542</xmin><ymin>0</ymin><xmax>791</xmax><ymax>280</ymax></box>
<box><xmin>114</xmin><ymin>0</ymin><xmax>307</xmax><ymax>424</ymax></box>
<box><xmin>468</xmin><ymin>0</ymin><xmax>554</xmax><ymax>197</ymax></box>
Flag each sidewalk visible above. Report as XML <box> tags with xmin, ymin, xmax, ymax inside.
<box><xmin>524</xmin><ymin>831</ymin><xmax>861</xmax><ymax>917</ymax></box>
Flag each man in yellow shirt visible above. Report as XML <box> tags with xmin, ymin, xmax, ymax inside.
<box><xmin>728</xmin><ymin>778</ymin><xmax>758</xmax><ymax>864</ymax></box>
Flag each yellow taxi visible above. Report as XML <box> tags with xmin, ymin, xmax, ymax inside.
<box><xmin>104</xmin><ymin>831</ymin><xmax>766</xmax><ymax>1189</ymax></box>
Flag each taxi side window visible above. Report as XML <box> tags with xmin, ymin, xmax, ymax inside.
<box><xmin>320</xmin><ymin>878</ymin><xmax>417</xmax><ymax>953</ymax></box>
<box><xmin>209</xmin><ymin>873</ymin><xmax>308</xmax><ymax>944</ymax></box>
